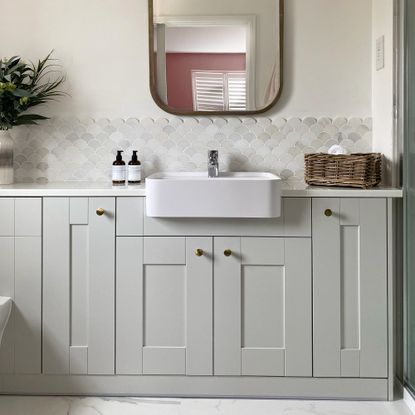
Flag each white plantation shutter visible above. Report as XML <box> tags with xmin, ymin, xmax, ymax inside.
<box><xmin>227</xmin><ymin>72</ymin><xmax>247</xmax><ymax>111</ymax></box>
<box><xmin>192</xmin><ymin>72</ymin><xmax>226</xmax><ymax>111</ymax></box>
<box><xmin>192</xmin><ymin>71</ymin><xmax>247</xmax><ymax>111</ymax></box>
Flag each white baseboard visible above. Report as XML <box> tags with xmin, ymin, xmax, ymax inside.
<box><xmin>404</xmin><ymin>387</ymin><xmax>415</xmax><ymax>414</ymax></box>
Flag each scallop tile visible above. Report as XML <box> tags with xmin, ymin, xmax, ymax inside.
<box><xmin>317</xmin><ymin>117</ymin><xmax>332</xmax><ymax>127</ymax></box>
<box><xmin>258</xmin><ymin>133</ymin><xmax>271</xmax><ymax>142</ymax></box>
<box><xmin>272</xmin><ymin>117</ymin><xmax>287</xmax><ymax>129</ymax></box>
<box><xmin>317</xmin><ymin>132</ymin><xmax>333</xmax><ymax>143</ymax></box>
<box><xmin>287</xmin><ymin>118</ymin><xmax>302</xmax><ymax>128</ymax></box>
<box><xmin>323</xmin><ymin>124</ymin><xmax>339</xmax><ymax>136</ymax></box>
<box><xmin>227</xmin><ymin>117</ymin><xmax>242</xmax><ymax>126</ymax></box>
<box><xmin>241</xmin><ymin>117</ymin><xmax>257</xmax><ymax>125</ymax></box>
<box><xmin>250</xmin><ymin>124</ymin><xmax>265</xmax><ymax>136</ymax></box>
<box><xmin>303</xmin><ymin>117</ymin><xmax>317</xmax><ymax>127</ymax></box>
<box><xmin>349</xmin><ymin>117</ymin><xmax>363</xmax><ymax>128</ymax></box>
<box><xmin>348</xmin><ymin>132</ymin><xmax>363</xmax><ymax>143</ymax></box>
<box><xmin>333</xmin><ymin>117</ymin><xmax>348</xmax><ymax>128</ymax></box>
<box><xmin>257</xmin><ymin>117</ymin><xmax>272</xmax><ymax>126</ymax></box>
<box><xmin>213</xmin><ymin>118</ymin><xmax>227</xmax><ymax>127</ymax></box>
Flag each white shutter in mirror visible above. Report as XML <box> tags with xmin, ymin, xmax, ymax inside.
<box><xmin>227</xmin><ymin>72</ymin><xmax>247</xmax><ymax>111</ymax></box>
<box><xmin>192</xmin><ymin>71</ymin><xmax>226</xmax><ymax>112</ymax></box>
<box><xmin>192</xmin><ymin>71</ymin><xmax>247</xmax><ymax>112</ymax></box>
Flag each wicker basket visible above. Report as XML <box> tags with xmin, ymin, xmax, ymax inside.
<box><xmin>304</xmin><ymin>153</ymin><xmax>382</xmax><ymax>189</ymax></box>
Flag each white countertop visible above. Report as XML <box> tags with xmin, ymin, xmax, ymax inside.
<box><xmin>0</xmin><ymin>181</ymin><xmax>403</xmax><ymax>198</ymax></box>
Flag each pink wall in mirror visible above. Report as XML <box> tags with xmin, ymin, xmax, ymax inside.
<box><xmin>166</xmin><ymin>53</ymin><xmax>246</xmax><ymax>110</ymax></box>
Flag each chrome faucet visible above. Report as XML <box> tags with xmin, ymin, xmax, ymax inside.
<box><xmin>208</xmin><ymin>150</ymin><xmax>219</xmax><ymax>178</ymax></box>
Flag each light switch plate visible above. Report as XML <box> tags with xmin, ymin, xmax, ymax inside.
<box><xmin>376</xmin><ymin>36</ymin><xmax>385</xmax><ymax>71</ymax></box>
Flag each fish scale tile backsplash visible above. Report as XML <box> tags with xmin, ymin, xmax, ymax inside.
<box><xmin>11</xmin><ymin>116</ymin><xmax>372</xmax><ymax>183</ymax></box>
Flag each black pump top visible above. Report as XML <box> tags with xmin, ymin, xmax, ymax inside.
<box><xmin>116</xmin><ymin>150</ymin><xmax>123</xmax><ymax>161</ymax></box>
<box><xmin>131</xmin><ymin>150</ymin><xmax>138</xmax><ymax>161</ymax></box>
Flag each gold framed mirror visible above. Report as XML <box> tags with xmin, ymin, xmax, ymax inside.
<box><xmin>149</xmin><ymin>0</ymin><xmax>284</xmax><ymax>115</ymax></box>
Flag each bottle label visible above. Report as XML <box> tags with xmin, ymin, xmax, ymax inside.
<box><xmin>128</xmin><ymin>165</ymin><xmax>141</xmax><ymax>182</ymax></box>
<box><xmin>112</xmin><ymin>165</ymin><xmax>126</xmax><ymax>182</ymax></box>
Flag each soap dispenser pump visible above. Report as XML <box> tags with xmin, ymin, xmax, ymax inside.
<box><xmin>112</xmin><ymin>150</ymin><xmax>126</xmax><ymax>185</ymax></box>
<box><xmin>128</xmin><ymin>150</ymin><xmax>141</xmax><ymax>184</ymax></box>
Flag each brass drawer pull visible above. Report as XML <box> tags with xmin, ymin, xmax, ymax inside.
<box><xmin>96</xmin><ymin>208</ymin><xmax>105</xmax><ymax>216</ymax></box>
<box><xmin>195</xmin><ymin>249</ymin><xmax>204</xmax><ymax>257</ymax></box>
<box><xmin>324</xmin><ymin>209</ymin><xmax>333</xmax><ymax>217</ymax></box>
<box><xmin>224</xmin><ymin>249</ymin><xmax>232</xmax><ymax>257</ymax></box>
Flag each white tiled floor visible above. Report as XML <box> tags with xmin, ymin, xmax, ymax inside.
<box><xmin>0</xmin><ymin>397</ymin><xmax>412</xmax><ymax>415</ymax></box>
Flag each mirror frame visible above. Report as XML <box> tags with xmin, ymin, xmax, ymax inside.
<box><xmin>148</xmin><ymin>0</ymin><xmax>284</xmax><ymax>116</ymax></box>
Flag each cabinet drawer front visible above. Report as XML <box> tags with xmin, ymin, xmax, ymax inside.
<box><xmin>143</xmin><ymin>198</ymin><xmax>311</xmax><ymax>237</ymax></box>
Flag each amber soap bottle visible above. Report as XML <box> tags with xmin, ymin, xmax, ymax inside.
<box><xmin>128</xmin><ymin>150</ymin><xmax>141</xmax><ymax>184</ymax></box>
<box><xmin>112</xmin><ymin>150</ymin><xmax>126</xmax><ymax>185</ymax></box>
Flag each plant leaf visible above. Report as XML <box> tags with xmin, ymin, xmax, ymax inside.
<box><xmin>11</xmin><ymin>88</ymin><xmax>32</xmax><ymax>97</ymax></box>
<box><xmin>16</xmin><ymin>114</ymin><xmax>49</xmax><ymax>121</ymax></box>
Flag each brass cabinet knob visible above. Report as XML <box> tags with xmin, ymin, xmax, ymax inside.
<box><xmin>195</xmin><ymin>249</ymin><xmax>204</xmax><ymax>257</ymax></box>
<box><xmin>224</xmin><ymin>249</ymin><xmax>232</xmax><ymax>257</ymax></box>
<box><xmin>324</xmin><ymin>209</ymin><xmax>333</xmax><ymax>217</ymax></box>
<box><xmin>96</xmin><ymin>208</ymin><xmax>105</xmax><ymax>216</ymax></box>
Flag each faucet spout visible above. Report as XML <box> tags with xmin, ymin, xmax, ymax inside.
<box><xmin>208</xmin><ymin>150</ymin><xmax>219</xmax><ymax>178</ymax></box>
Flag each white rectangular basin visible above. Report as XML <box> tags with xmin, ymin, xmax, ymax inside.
<box><xmin>146</xmin><ymin>172</ymin><xmax>282</xmax><ymax>218</ymax></box>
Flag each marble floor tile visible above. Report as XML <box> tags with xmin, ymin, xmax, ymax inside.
<box><xmin>0</xmin><ymin>397</ymin><xmax>412</xmax><ymax>415</ymax></box>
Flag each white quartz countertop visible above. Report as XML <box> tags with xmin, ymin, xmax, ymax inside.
<box><xmin>0</xmin><ymin>181</ymin><xmax>403</xmax><ymax>198</ymax></box>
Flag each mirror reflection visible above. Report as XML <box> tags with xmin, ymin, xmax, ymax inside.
<box><xmin>150</xmin><ymin>0</ymin><xmax>282</xmax><ymax>114</ymax></box>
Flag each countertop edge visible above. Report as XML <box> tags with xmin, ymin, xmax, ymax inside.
<box><xmin>0</xmin><ymin>186</ymin><xmax>403</xmax><ymax>198</ymax></box>
<box><xmin>280</xmin><ymin>188</ymin><xmax>404</xmax><ymax>198</ymax></box>
<box><xmin>0</xmin><ymin>189</ymin><xmax>147</xmax><ymax>197</ymax></box>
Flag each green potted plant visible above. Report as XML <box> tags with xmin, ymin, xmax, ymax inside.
<box><xmin>0</xmin><ymin>51</ymin><xmax>66</xmax><ymax>184</ymax></box>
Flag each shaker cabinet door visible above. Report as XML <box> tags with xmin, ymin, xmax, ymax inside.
<box><xmin>43</xmin><ymin>197</ymin><xmax>115</xmax><ymax>375</ymax></box>
<box><xmin>214</xmin><ymin>237</ymin><xmax>312</xmax><ymax>377</ymax></box>
<box><xmin>313</xmin><ymin>198</ymin><xmax>388</xmax><ymax>378</ymax></box>
<box><xmin>116</xmin><ymin>236</ymin><xmax>213</xmax><ymax>376</ymax></box>
<box><xmin>0</xmin><ymin>198</ymin><xmax>42</xmax><ymax>375</ymax></box>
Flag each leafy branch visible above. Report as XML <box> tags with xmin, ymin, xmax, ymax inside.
<box><xmin>0</xmin><ymin>51</ymin><xmax>66</xmax><ymax>130</ymax></box>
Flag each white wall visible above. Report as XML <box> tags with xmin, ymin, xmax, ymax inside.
<box><xmin>275</xmin><ymin>0</ymin><xmax>372</xmax><ymax>118</ymax></box>
<box><xmin>165</xmin><ymin>27</ymin><xmax>246</xmax><ymax>53</ymax></box>
<box><xmin>1</xmin><ymin>0</ymin><xmax>372</xmax><ymax>119</ymax></box>
<box><xmin>372</xmin><ymin>0</ymin><xmax>395</xmax><ymax>186</ymax></box>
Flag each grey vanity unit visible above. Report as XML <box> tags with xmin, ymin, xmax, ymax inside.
<box><xmin>0</xmin><ymin>185</ymin><xmax>402</xmax><ymax>400</ymax></box>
